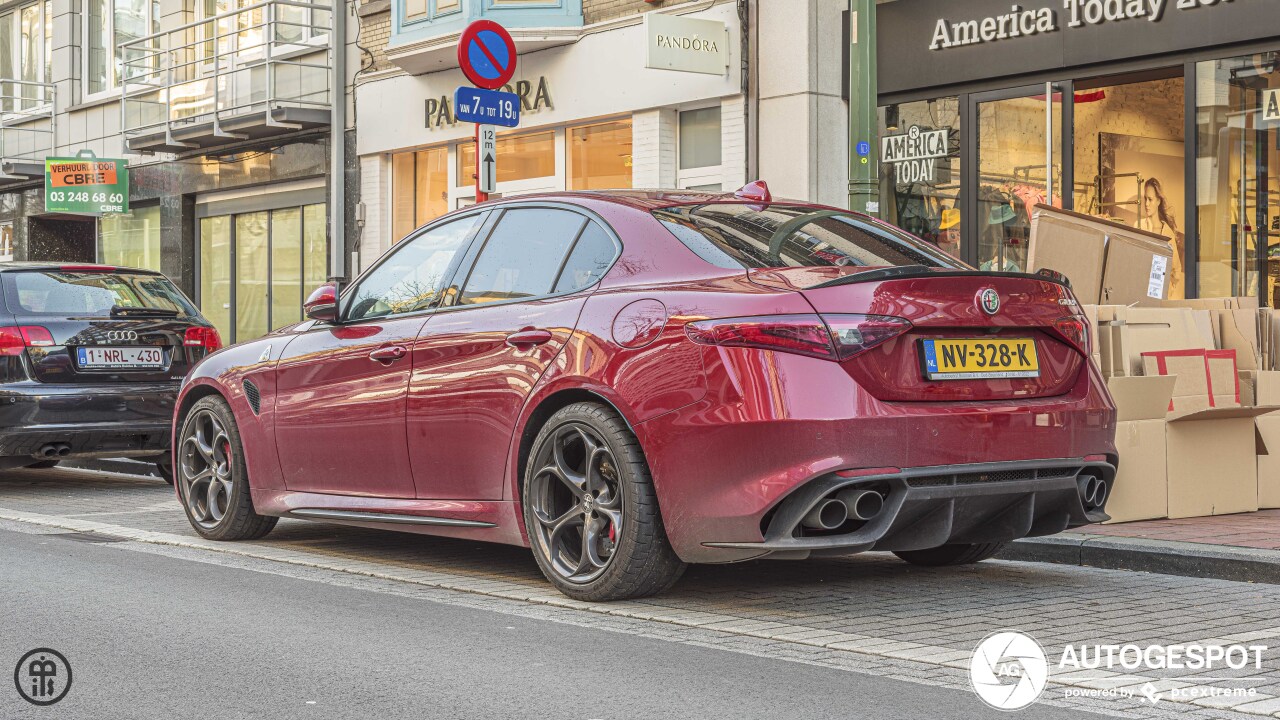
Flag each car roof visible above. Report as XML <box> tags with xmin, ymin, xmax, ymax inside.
<box><xmin>479</xmin><ymin>189</ymin><xmax>865</xmax><ymax>216</ymax></box>
<box><xmin>0</xmin><ymin>262</ymin><xmax>161</xmax><ymax>274</ymax></box>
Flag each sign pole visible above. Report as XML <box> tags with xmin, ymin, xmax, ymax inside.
<box><xmin>847</xmin><ymin>0</ymin><xmax>880</xmax><ymax>217</ymax></box>
<box><xmin>474</xmin><ymin>123</ymin><xmax>487</xmax><ymax>203</ymax></box>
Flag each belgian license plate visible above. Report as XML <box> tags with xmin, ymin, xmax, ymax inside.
<box><xmin>76</xmin><ymin>346</ymin><xmax>165</xmax><ymax>369</ymax></box>
<box><xmin>920</xmin><ymin>338</ymin><xmax>1039</xmax><ymax>380</ymax></box>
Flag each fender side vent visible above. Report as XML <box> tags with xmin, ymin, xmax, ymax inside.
<box><xmin>242</xmin><ymin>379</ymin><xmax>261</xmax><ymax>415</ymax></box>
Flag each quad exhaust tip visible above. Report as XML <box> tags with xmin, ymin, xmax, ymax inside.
<box><xmin>801</xmin><ymin>488</ymin><xmax>887</xmax><ymax>531</ymax></box>
<box><xmin>1078</xmin><ymin>474</ymin><xmax>1108</xmax><ymax>510</ymax></box>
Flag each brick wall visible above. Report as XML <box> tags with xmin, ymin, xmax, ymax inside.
<box><xmin>583</xmin><ymin>0</ymin><xmax>657</xmax><ymax>25</ymax></box>
<box><xmin>356</xmin><ymin>1</ymin><xmax>396</xmax><ymax>74</ymax></box>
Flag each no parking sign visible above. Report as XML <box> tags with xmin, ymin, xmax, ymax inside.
<box><xmin>458</xmin><ymin>20</ymin><xmax>518</xmax><ymax>90</ymax></box>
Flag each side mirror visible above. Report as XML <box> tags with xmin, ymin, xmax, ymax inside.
<box><xmin>304</xmin><ymin>282</ymin><xmax>338</xmax><ymax>322</ymax></box>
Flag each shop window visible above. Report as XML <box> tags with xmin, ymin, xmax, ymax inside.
<box><xmin>392</xmin><ymin>146</ymin><xmax>450</xmax><ymax>242</ymax></box>
<box><xmin>678</xmin><ymin>107</ymin><xmax>721</xmax><ymax>190</ymax></box>
<box><xmin>85</xmin><ymin>0</ymin><xmax>159</xmax><ymax>96</ymax></box>
<box><xmin>878</xmin><ymin>97</ymin><xmax>962</xmax><ymax>258</ymax></box>
<box><xmin>0</xmin><ymin>1</ymin><xmax>52</xmax><ymax>110</ymax></box>
<box><xmin>1197</xmin><ymin>54</ymin><xmax>1280</xmax><ymax>304</ymax></box>
<box><xmin>458</xmin><ymin>208</ymin><xmax>585</xmax><ymax>305</ymax></box>
<box><xmin>458</xmin><ymin>130</ymin><xmax>554</xmax><ymax>187</ymax></box>
<box><xmin>396</xmin><ymin>0</ymin><xmax>581</xmax><ymax>35</ymax></box>
<box><xmin>568</xmin><ymin>119</ymin><xmax>632</xmax><ymax>191</ymax></box>
<box><xmin>198</xmin><ymin>203</ymin><xmax>327</xmax><ymax>344</ymax></box>
<box><xmin>99</xmin><ymin>206</ymin><xmax>161</xmax><ymax>272</ymax></box>
<box><xmin>1074</xmin><ymin>75</ymin><xmax>1186</xmax><ymax>298</ymax></box>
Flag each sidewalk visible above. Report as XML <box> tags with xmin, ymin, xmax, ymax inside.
<box><xmin>1004</xmin><ymin>510</ymin><xmax>1280</xmax><ymax>585</ymax></box>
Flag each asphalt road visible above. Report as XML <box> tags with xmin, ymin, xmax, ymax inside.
<box><xmin>0</xmin><ymin>527</ymin><xmax>1107</xmax><ymax>720</ymax></box>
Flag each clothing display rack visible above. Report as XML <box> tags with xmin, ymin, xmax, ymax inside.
<box><xmin>1094</xmin><ymin>171</ymin><xmax>1144</xmax><ymax>214</ymax></box>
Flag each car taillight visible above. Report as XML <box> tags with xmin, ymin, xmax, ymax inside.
<box><xmin>184</xmin><ymin>326</ymin><xmax>222</xmax><ymax>352</ymax></box>
<box><xmin>685</xmin><ymin>314</ymin><xmax>912</xmax><ymax>362</ymax></box>
<box><xmin>0</xmin><ymin>326</ymin><xmax>54</xmax><ymax>355</ymax></box>
<box><xmin>1053</xmin><ymin>316</ymin><xmax>1089</xmax><ymax>356</ymax></box>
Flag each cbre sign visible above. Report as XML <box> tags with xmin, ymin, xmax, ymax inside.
<box><xmin>45</xmin><ymin>153</ymin><xmax>129</xmax><ymax>214</ymax></box>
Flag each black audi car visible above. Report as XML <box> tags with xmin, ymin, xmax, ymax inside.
<box><xmin>0</xmin><ymin>263</ymin><xmax>221</xmax><ymax>479</ymax></box>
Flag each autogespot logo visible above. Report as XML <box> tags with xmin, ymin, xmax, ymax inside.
<box><xmin>970</xmin><ymin>631</ymin><xmax>1049</xmax><ymax>711</ymax></box>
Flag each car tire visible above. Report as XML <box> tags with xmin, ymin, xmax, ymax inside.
<box><xmin>523</xmin><ymin>402</ymin><xmax>686</xmax><ymax>602</ymax></box>
<box><xmin>893</xmin><ymin>542</ymin><xmax>1008</xmax><ymax>567</ymax></box>
<box><xmin>176</xmin><ymin>396</ymin><xmax>276</xmax><ymax>541</ymax></box>
<box><xmin>25</xmin><ymin>460</ymin><xmax>59</xmax><ymax>469</ymax></box>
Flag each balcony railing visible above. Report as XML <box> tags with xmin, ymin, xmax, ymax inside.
<box><xmin>0</xmin><ymin>80</ymin><xmax>54</xmax><ymax>181</ymax></box>
<box><xmin>121</xmin><ymin>0</ymin><xmax>332</xmax><ymax>153</ymax></box>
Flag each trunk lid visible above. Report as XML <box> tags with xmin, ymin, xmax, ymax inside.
<box><xmin>1</xmin><ymin>267</ymin><xmax>218</xmax><ymax>384</ymax></box>
<box><xmin>750</xmin><ymin>268</ymin><xmax>1086</xmax><ymax>402</ymax></box>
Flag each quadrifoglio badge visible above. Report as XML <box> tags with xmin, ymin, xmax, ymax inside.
<box><xmin>969</xmin><ymin>630</ymin><xmax>1268</xmax><ymax>710</ymax></box>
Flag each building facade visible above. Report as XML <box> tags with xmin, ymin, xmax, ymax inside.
<box><xmin>352</xmin><ymin>0</ymin><xmax>747</xmax><ymax>265</ymax></box>
<box><xmin>872</xmin><ymin>0</ymin><xmax>1280</xmax><ymax>304</ymax></box>
<box><xmin>0</xmin><ymin>0</ymin><xmax>354</xmax><ymax>344</ymax></box>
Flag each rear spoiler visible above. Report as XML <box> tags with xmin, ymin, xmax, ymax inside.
<box><xmin>807</xmin><ymin>266</ymin><xmax>1072</xmax><ymax>291</ymax></box>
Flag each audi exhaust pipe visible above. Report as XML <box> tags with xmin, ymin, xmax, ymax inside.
<box><xmin>801</xmin><ymin>498</ymin><xmax>849</xmax><ymax>531</ymax></box>
<box><xmin>56</xmin><ymin>443</ymin><xmax>71</xmax><ymax>457</ymax></box>
<box><xmin>837</xmin><ymin>488</ymin><xmax>885</xmax><ymax>522</ymax></box>
<box><xmin>37</xmin><ymin>444</ymin><xmax>58</xmax><ymax>458</ymax></box>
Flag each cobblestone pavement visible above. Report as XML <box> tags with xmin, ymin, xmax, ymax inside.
<box><xmin>1078</xmin><ymin>512</ymin><xmax>1280</xmax><ymax>551</ymax></box>
<box><xmin>5</xmin><ymin>467</ymin><xmax>1280</xmax><ymax>719</ymax></box>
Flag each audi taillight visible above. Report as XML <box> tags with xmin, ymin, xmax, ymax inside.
<box><xmin>0</xmin><ymin>326</ymin><xmax>54</xmax><ymax>355</ymax></box>
<box><xmin>685</xmin><ymin>314</ymin><xmax>912</xmax><ymax>361</ymax></box>
<box><xmin>1053</xmin><ymin>316</ymin><xmax>1089</xmax><ymax>357</ymax></box>
<box><xmin>184</xmin><ymin>326</ymin><xmax>222</xmax><ymax>352</ymax></box>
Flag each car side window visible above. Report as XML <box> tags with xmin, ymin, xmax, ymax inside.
<box><xmin>553</xmin><ymin>223</ymin><xmax>617</xmax><ymax>293</ymax></box>
<box><xmin>458</xmin><ymin>208</ymin><xmax>587</xmax><ymax>306</ymax></box>
<box><xmin>345</xmin><ymin>214</ymin><xmax>482</xmax><ymax>322</ymax></box>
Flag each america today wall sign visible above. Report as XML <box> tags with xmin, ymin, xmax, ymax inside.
<box><xmin>881</xmin><ymin>126</ymin><xmax>950</xmax><ymax>184</ymax></box>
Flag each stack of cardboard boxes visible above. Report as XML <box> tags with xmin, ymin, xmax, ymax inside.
<box><xmin>1030</xmin><ymin>206</ymin><xmax>1279</xmax><ymax>524</ymax></box>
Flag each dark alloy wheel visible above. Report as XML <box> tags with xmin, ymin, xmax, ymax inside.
<box><xmin>524</xmin><ymin>402</ymin><xmax>685</xmax><ymax>601</ymax></box>
<box><xmin>176</xmin><ymin>396</ymin><xmax>276</xmax><ymax>541</ymax></box>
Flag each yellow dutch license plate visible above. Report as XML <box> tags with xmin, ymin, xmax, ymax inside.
<box><xmin>920</xmin><ymin>338</ymin><xmax>1040</xmax><ymax>380</ymax></box>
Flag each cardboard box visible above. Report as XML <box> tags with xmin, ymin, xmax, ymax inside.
<box><xmin>1219</xmin><ymin>309</ymin><xmax>1263</xmax><ymax>371</ymax></box>
<box><xmin>1165</xmin><ymin>406</ymin><xmax>1272</xmax><ymax>518</ymax></box>
<box><xmin>1082</xmin><ymin>304</ymin><xmax>1103</xmax><ymax>372</ymax></box>
<box><xmin>1240</xmin><ymin>371</ymin><xmax>1280</xmax><ymax>407</ymax></box>
<box><xmin>1257</xmin><ymin>414</ymin><xmax>1280</xmax><ymax>509</ymax></box>
<box><xmin>1111</xmin><ymin>307</ymin><xmax>1211</xmax><ymax>377</ymax></box>
<box><xmin>1028</xmin><ymin>205</ymin><xmax>1175</xmax><ymax>306</ymax></box>
<box><xmin>1206</xmin><ymin>350</ymin><xmax>1240</xmax><ymax>408</ymax></box>
<box><xmin>1104</xmin><ymin>376</ymin><xmax>1176</xmax><ymax>523</ymax></box>
<box><xmin>1141</xmin><ymin>349</ymin><xmax>1211</xmax><ymax>414</ymax></box>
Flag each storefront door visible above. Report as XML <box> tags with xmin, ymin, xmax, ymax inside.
<box><xmin>967</xmin><ymin>85</ymin><xmax>1064</xmax><ymax>274</ymax></box>
<box><xmin>1197</xmin><ymin>54</ymin><xmax>1280</xmax><ymax>305</ymax></box>
<box><xmin>197</xmin><ymin>203</ymin><xmax>326</xmax><ymax>344</ymax></box>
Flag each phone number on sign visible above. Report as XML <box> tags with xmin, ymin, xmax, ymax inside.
<box><xmin>47</xmin><ymin>191</ymin><xmax>125</xmax><ymax>204</ymax></box>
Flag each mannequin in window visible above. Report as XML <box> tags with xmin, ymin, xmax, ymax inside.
<box><xmin>1136</xmin><ymin>177</ymin><xmax>1184</xmax><ymax>296</ymax></box>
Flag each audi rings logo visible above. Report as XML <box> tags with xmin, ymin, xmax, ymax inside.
<box><xmin>104</xmin><ymin>330</ymin><xmax>138</xmax><ymax>342</ymax></box>
<box><xmin>970</xmin><ymin>631</ymin><xmax>1049</xmax><ymax>711</ymax></box>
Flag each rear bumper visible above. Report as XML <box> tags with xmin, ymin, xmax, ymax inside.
<box><xmin>0</xmin><ymin>382</ymin><xmax>176</xmax><ymax>460</ymax></box>
<box><xmin>702</xmin><ymin>459</ymin><xmax>1115</xmax><ymax>559</ymax></box>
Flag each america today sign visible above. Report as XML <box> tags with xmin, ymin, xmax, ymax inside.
<box><xmin>881</xmin><ymin>126</ymin><xmax>950</xmax><ymax>183</ymax></box>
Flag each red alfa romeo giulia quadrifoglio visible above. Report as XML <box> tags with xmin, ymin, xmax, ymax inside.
<box><xmin>172</xmin><ymin>183</ymin><xmax>1117</xmax><ymax>601</ymax></box>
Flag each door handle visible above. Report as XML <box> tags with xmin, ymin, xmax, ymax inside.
<box><xmin>505</xmin><ymin>329</ymin><xmax>553</xmax><ymax>348</ymax></box>
<box><xmin>369</xmin><ymin>345</ymin><xmax>407</xmax><ymax>363</ymax></box>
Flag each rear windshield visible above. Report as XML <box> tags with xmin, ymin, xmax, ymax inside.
<box><xmin>3</xmin><ymin>270</ymin><xmax>199</xmax><ymax>317</ymax></box>
<box><xmin>654</xmin><ymin>204</ymin><xmax>967</xmax><ymax>270</ymax></box>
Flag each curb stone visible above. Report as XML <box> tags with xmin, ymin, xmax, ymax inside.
<box><xmin>1003</xmin><ymin>533</ymin><xmax>1280</xmax><ymax>585</ymax></box>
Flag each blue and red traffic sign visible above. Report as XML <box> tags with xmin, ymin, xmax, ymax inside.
<box><xmin>458</xmin><ymin>20</ymin><xmax>518</xmax><ymax>90</ymax></box>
